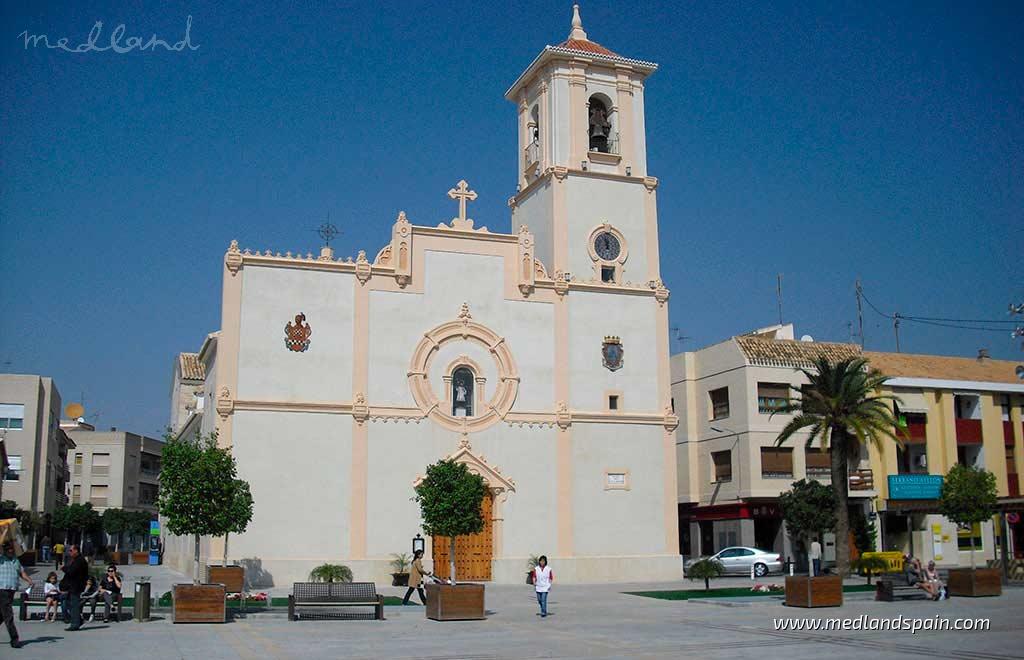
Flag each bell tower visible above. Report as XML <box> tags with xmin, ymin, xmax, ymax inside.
<box><xmin>506</xmin><ymin>4</ymin><xmax>661</xmax><ymax>284</ymax></box>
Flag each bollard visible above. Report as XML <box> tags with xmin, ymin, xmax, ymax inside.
<box><xmin>751</xmin><ymin>563</ymin><xmax>755</xmax><ymax>580</ymax></box>
<box><xmin>788</xmin><ymin>558</ymin><xmax>794</xmax><ymax>576</ymax></box>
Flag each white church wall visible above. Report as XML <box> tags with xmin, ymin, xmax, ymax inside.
<box><xmin>511</xmin><ymin>178</ymin><xmax>554</xmax><ymax>272</ymax></box>
<box><xmin>564</xmin><ymin>177</ymin><xmax>649</xmax><ymax>282</ymax></box>
<box><xmin>571</xmin><ymin>423</ymin><xmax>666</xmax><ymax>556</ymax></box>
<box><xmin>237</xmin><ymin>266</ymin><xmax>354</xmax><ymax>402</ymax></box>
<box><xmin>229</xmin><ymin>410</ymin><xmax>352</xmax><ymax>566</ymax></box>
<box><xmin>567</xmin><ymin>291</ymin><xmax>660</xmax><ymax>412</ymax></box>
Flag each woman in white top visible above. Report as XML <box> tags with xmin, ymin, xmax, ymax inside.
<box><xmin>532</xmin><ymin>555</ymin><xmax>553</xmax><ymax>618</ymax></box>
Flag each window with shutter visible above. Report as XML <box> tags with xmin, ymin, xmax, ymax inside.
<box><xmin>757</xmin><ymin>383</ymin><xmax>790</xmax><ymax>414</ymax></box>
<box><xmin>760</xmin><ymin>447</ymin><xmax>793</xmax><ymax>478</ymax></box>
<box><xmin>712</xmin><ymin>450</ymin><xmax>732</xmax><ymax>482</ymax></box>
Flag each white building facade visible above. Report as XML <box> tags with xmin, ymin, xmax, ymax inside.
<box><xmin>167</xmin><ymin>7</ymin><xmax>680</xmax><ymax>586</ymax></box>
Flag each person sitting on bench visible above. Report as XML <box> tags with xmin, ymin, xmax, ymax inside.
<box><xmin>923</xmin><ymin>560</ymin><xmax>945</xmax><ymax>600</ymax></box>
<box><xmin>905</xmin><ymin>557</ymin><xmax>938</xmax><ymax>599</ymax></box>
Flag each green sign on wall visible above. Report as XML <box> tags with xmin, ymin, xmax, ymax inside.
<box><xmin>888</xmin><ymin>474</ymin><xmax>943</xmax><ymax>499</ymax></box>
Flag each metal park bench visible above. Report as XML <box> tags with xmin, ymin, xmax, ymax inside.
<box><xmin>287</xmin><ymin>582</ymin><xmax>385</xmax><ymax>621</ymax></box>
<box><xmin>19</xmin><ymin>584</ymin><xmax>63</xmax><ymax>621</ymax></box>
<box><xmin>876</xmin><ymin>568</ymin><xmax>948</xmax><ymax>602</ymax></box>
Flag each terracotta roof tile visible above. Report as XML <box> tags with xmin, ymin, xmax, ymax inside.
<box><xmin>178</xmin><ymin>352</ymin><xmax>205</xmax><ymax>382</ymax></box>
<box><xmin>864</xmin><ymin>351</ymin><xmax>1022</xmax><ymax>385</ymax></box>
<box><xmin>556</xmin><ymin>38</ymin><xmax>618</xmax><ymax>57</ymax></box>
<box><xmin>734</xmin><ymin>336</ymin><xmax>862</xmax><ymax>369</ymax></box>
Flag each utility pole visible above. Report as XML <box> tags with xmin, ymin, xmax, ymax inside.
<box><xmin>855</xmin><ymin>279</ymin><xmax>865</xmax><ymax>349</ymax></box>
<box><xmin>893</xmin><ymin>313</ymin><xmax>901</xmax><ymax>353</ymax></box>
<box><xmin>776</xmin><ymin>274</ymin><xmax>784</xmax><ymax>326</ymax></box>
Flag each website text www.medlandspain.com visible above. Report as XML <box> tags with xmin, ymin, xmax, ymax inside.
<box><xmin>774</xmin><ymin>615</ymin><xmax>990</xmax><ymax>634</ymax></box>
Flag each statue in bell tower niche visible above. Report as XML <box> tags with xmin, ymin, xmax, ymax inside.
<box><xmin>285</xmin><ymin>313</ymin><xmax>312</xmax><ymax>352</ymax></box>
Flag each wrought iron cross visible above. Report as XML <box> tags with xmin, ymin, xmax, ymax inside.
<box><xmin>317</xmin><ymin>221</ymin><xmax>340</xmax><ymax>246</ymax></box>
<box><xmin>448</xmin><ymin>179</ymin><xmax>477</xmax><ymax>224</ymax></box>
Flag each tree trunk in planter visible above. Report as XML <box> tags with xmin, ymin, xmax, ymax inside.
<box><xmin>425</xmin><ymin>583</ymin><xmax>485</xmax><ymax>620</ymax></box>
<box><xmin>172</xmin><ymin>583</ymin><xmax>226</xmax><ymax>623</ymax></box>
<box><xmin>785</xmin><ymin>575</ymin><xmax>843</xmax><ymax>608</ymax></box>
<box><xmin>947</xmin><ymin>568</ymin><xmax>1001</xmax><ymax>597</ymax></box>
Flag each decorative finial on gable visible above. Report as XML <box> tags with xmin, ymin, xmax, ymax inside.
<box><xmin>458</xmin><ymin>302</ymin><xmax>472</xmax><ymax>320</ymax></box>
<box><xmin>569</xmin><ymin>3</ymin><xmax>588</xmax><ymax>41</ymax></box>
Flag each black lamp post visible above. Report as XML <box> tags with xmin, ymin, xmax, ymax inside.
<box><xmin>412</xmin><ymin>533</ymin><xmax>425</xmax><ymax>556</ymax></box>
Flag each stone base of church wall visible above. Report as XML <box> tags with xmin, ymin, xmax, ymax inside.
<box><xmin>211</xmin><ymin>554</ymin><xmax>683</xmax><ymax>588</ymax></box>
<box><xmin>491</xmin><ymin>554</ymin><xmax>682</xmax><ymax>584</ymax></box>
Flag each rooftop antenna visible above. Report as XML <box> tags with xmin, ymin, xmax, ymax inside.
<box><xmin>855</xmin><ymin>279</ymin><xmax>865</xmax><ymax>349</ymax></box>
<box><xmin>893</xmin><ymin>312</ymin><xmax>902</xmax><ymax>353</ymax></box>
<box><xmin>776</xmin><ymin>273</ymin><xmax>784</xmax><ymax>325</ymax></box>
<box><xmin>671</xmin><ymin>326</ymin><xmax>691</xmax><ymax>352</ymax></box>
<box><xmin>316</xmin><ymin>214</ymin><xmax>341</xmax><ymax>247</ymax></box>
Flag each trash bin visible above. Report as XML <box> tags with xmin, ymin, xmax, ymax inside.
<box><xmin>133</xmin><ymin>582</ymin><xmax>152</xmax><ymax>622</ymax></box>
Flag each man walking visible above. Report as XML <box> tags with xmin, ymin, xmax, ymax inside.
<box><xmin>1</xmin><ymin>540</ymin><xmax>33</xmax><ymax>649</ymax></box>
<box><xmin>61</xmin><ymin>544</ymin><xmax>88</xmax><ymax>631</ymax></box>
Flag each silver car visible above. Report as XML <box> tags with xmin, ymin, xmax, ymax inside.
<box><xmin>686</xmin><ymin>546</ymin><xmax>783</xmax><ymax>577</ymax></box>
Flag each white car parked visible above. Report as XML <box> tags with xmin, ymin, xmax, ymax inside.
<box><xmin>685</xmin><ymin>546</ymin><xmax>783</xmax><ymax>577</ymax></box>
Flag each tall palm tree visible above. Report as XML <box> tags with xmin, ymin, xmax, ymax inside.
<box><xmin>774</xmin><ymin>356</ymin><xmax>902</xmax><ymax>576</ymax></box>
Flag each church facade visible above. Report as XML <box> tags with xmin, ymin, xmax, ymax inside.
<box><xmin>168</xmin><ymin>7</ymin><xmax>680</xmax><ymax>585</ymax></box>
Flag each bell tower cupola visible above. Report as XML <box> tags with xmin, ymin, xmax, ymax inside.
<box><xmin>506</xmin><ymin>4</ymin><xmax>662</xmax><ymax>284</ymax></box>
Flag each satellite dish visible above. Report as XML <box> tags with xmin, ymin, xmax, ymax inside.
<box><xmin>800</xmin><ymin>335</ymin><xmax>814</xmax><ymax>342</ymax></box>
<box><xmin>1016</xmin><ymin>365</ymin><xmax>1024</xmax><ymax>381</ymax></box>
<box><xmin>65</xmin><ymin>403</ymin><xmax>84</xmax><ymax>419</ymax></box>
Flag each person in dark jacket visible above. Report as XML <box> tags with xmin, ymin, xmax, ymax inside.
<box><xmin>60</xmin><ymin>545</ymin><xmax>89</xmax><ymax>631</ymax></box>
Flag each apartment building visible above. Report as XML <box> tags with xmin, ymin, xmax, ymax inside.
<box><xmin>672</xmin><ymin>326</ymin><xmax>1024</xmax><ymax>568</ymax></box>
<box><xmin>672</xmin><ymin>325</ymin><xmax>870</xmax><ymax>562</ymax></box>
<box><xmin>865</xmin><ymin>351</ymin><xmax>1024</xmax><ymax>567</ymax></box>
<box><xmin>0</xmin><ymin>374</ymin><xmax>75</xmax><ymax>513</ymax></box>
<box><xmin>62</xmin><ymin>421</ymin><xmax>163</xmax><ymax>514</ymax></box>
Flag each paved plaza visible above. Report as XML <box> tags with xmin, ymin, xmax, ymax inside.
<box><xmin>7</xmin><ymin>564</ymin><xmax>1023</xmax><ymax>659</ymax></box>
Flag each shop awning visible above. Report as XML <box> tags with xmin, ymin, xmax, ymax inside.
<box><xmin>893</xmin><ymin>389</ymin><xmax>929</xmax><ymax>414</ymax></box>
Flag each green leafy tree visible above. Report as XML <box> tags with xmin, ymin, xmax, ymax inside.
<box><xmin>939</xmin><ymin>464</ymin><xmax>998</xmax><ymax>570</ymax></box>
<box><xmin>102</xmin><ymin>508</ymin><xmax>127</xmax><ymax>552</ymax></box>
<box><xmin>413</xmin><ymin>459</ymin><xmax>488</xmax><ymax>584</ymax></box>
<box><xmin>220</xmin><ymin>478</ymin><xmax>254</xmax><ymax>567</ymax></box>
<box><xmin>779</xmin><ymin>479</ymin><xmax>838</xmax><ymax>574</ymax></box>
<box><xmin>687</xmin><ymin>558</ymin><xmax>725</xmax><ymax>590</ymax></box>
<box><xmin>309</xmin><ymin>564</ymin><xmax>353</xmax><ymax>583</ymax></box>
<box><xmin>850</xmin><ymin>509</ymin><xmax>878</xmax><ymax>555</ymax></box>
<box><xmin>53</xmin><ymin>503</ymin><xmax>101</xmax><ymax>545</ymax></box>
<box><xmin>774</xmin><ymin>356</ymin><xmax>902</xmax><ymax>576</ymax></box>
<box><xmin>125</xmin><ymin>510</ymin><xmax>153</xmax><ymax>551</ymax></box>
<box><xmin>157</xmin><ymin>432</ymin><xmax>254</xmax><ymax>584</ymax></box>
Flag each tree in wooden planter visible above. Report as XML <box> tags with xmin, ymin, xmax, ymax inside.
<box><xmin>53</xmin><ymin>502</ymin><xmax>101</xmax><ymax>547</ymax></box>
<box><xmin>939</xmin><ymin>464</ymin><xmax>1001</xmax><ymax>597</ymax></box>
<box><xmin>780</xmin><ymin>479</ymin><xmax>842</xmax><ymax>607</ymax></box>
<box><xmin>414</xmin><ymin>459</ymin><xmax>488</xmax><ymax>621</ymax></box>
<box><xmin>773</xmin><ymin>356</ymin><xmax>902</xmax><ymax>576</ymax></box>
<box><xmin>158</xmin><ymin>432</ymin><xmax>254</xmax><ymax>621</ymax></box>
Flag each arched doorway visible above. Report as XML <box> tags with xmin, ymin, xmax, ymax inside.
<box><xmin>431</xmin><ymin>492</ymin><xmax>493</xmax><ymax>581</ymax></box>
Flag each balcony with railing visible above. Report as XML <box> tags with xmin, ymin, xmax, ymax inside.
<box><xmin>955</xmin><ymin>419</ymin><xmax>983</xmax><ymax>445</ymax></box>
<box><xmin>523</xmin><ymin>140</ymin><xmax>540</xmax><ymax>173</ymax></box>
<box><xmin>1009</xmin><ymin>473</ymin><xmax>1020</xmax><ymax>498</ymax></box>
<box><xmin>55</xmin><ymin>492</ymin><xmax>68</xmax><ymax>506</ymax></box>
<box><xmin>904</xmin><ymin>422</ymin><xmax>927</xmax><ymax>443</ymax></box>
<box><xmin>1004</xmin><ymin>421</ymin><xmax>1016</xmax><ymax>445</ymax></box>
<box><xmin>588</xmin><ymin>132</ymin><xmax>620</xmax><ymax>158</ymax></box>
<box><xmin>849</xmin><ymin>468</ymin><xmax>874</xmax><ymax>491</ymax></box>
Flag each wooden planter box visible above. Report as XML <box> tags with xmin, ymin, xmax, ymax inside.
<box><xmin>425</xmin><ymin>583</ymin><xmax>486</xmax><ymax>621</ymax></box>
<box><xmin>207</xmin><ymin>565</ymin><xmax>245</xmax><ymax>593</ymax></box>
<box><xmin>172</xmin><ymin>584</ymin><xmax>226</xmax><ymax>623</ymax></box>
<box><xmin>131</xmin><ymin>551</ymin><xmax>150</xmax><ymax>565</ymax></box>
<box><xmin>947</xmin><ymin>568</ymin><xmax>1001</xmax><ymax>597</ymax></box>
<box><xmin>785</xmin><ymin>575</ymin><xmax>843</xmax><ymax>608</ymax></box>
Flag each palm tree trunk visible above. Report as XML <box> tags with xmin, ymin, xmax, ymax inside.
<box><xmin>831</xmin><ymin>426</ymin><xmax>851</xmax><ymax>577</ymax></box>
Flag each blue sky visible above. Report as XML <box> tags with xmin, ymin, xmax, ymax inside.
<box><xmin>1</xmin><ymin>1</ymin><xmax>1021</xmax><ymax>436</ymax></box>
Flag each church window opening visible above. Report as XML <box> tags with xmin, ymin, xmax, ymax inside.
<box><xmin>452</xmin><ymin>367</ymin><xmax>475</xmax><ymax>417</ymax></box>
<box><xmin>601</xmin><ymin>265</ymin><xmax>616</xmax><ymax>283</ymax></box>
<box><xmin>608</xmin><ymin>395</ymin><xmax>619</xmax><ymax>411</ymax></box>
<box><xmin>525</xmin><ymin>105</ymin><xmax>541</xmax><ymax>168</ymax></box>
<box><xmin>587</xmin><ymin>95</ymin><xmax>616</xmax><ymax>153</ymax></box>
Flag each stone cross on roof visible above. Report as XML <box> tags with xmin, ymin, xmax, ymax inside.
<box><xmin>448</xmin><ymin>179</ymin><xmax>478</xmax><ymax>230</ymax></box>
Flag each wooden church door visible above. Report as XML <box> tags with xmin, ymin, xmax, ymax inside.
<box><xmin>432</xmin><ymin>493</ymin><xmax>493</xmax><ymax>581</ymax></box>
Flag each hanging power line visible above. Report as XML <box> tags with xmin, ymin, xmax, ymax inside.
<box><xmin>859</xmin><ymin>287</ymin><xmax>1013</xmax><ymax>335</ymax></box>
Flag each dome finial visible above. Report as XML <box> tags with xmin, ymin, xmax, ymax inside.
<box><xmin>568</xmin><ymin>3</ymin><xmax>588</xmax><ymax>41</ymax></box>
